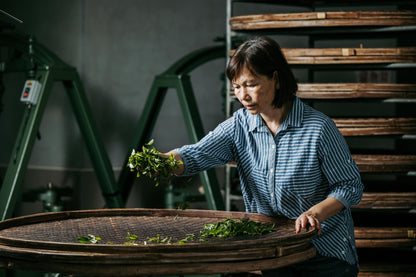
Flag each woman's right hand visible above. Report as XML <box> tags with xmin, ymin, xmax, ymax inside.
<box><xmin>162</xmin><ymin>151</ymin><xmax>185</xmax><ymax>175</ymax></box>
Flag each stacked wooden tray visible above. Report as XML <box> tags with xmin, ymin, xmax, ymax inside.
<box><xmin>230</xmin><ymin>11</ymin><xmax>416</xmax><ymax>30</ymax></box>
<box><xmin>229</xmin><ymin>47</ymin><xmax>416</xmax><ymax>65</ymax></box>
<box><xmin>297</xmin><ymin>83</ymin><xmax>416</xmax><ymax>100</ymax></box>
<box><xmin>355</xmin><ymin>226</ymin><xmax>416</xmax><ymax>248</ymax></box>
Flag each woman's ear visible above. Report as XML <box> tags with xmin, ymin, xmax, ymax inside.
<box><xmin>273</xmin><ymin>71</ymin><xmax>280</xmax><ymax>90</ymax></box>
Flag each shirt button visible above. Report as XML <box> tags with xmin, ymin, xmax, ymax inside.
<box><xmin>271</xmin><ymin>145</ymin><xmax>275</xmax><ymax>149</ymax></box>
<box><xmin>270</xmin><ymin>168</ymin><xmax>274</xmax><ymax>173</ymax></box>
<box><xmin>341</xmin><ymin>251</ymin><xmax>345</xmax><ymax>255</ymax></box>
<box><xmin>343</xmin><ymin>237</ymin><xmax>347</xmax><ymax>242</ymax></box>
<box><xmin>271</xmin><ymin>193</ymin><xmax>274</xmax><ymax>198</ymax></box>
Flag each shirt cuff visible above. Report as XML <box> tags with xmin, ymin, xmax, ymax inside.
<box><xmin>172</xmin><ymin>147</ymin><xmax>190</xmax><ymax>176</ymax></box>
<box><xmin>327</xmin><ymin>192</ymin><xmax>350</xmax><ymax>209</ymax></box>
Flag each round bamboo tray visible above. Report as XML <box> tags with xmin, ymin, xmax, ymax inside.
<box><xmin>297</xmin><ymin>83</ymin><xmax>416</xmax><ymax>100</ymax></box>
<box><xmin>229</xmin><ymin>47</ymin><xmax>416</xmax><ymax>65</ymax></box>
<box><xmin>0</xmin><ymin>209</ymin><xmax>317</xmax><ymax>276</ymax></box>
<box><xmin>230</xmin><ymin>11</ymin><xmax>416</xmax><ymax>31</ymax></box>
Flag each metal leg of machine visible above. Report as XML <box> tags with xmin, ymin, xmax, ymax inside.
<box><xmin>62</xmin><ymin>71</ymin><xmax>124</xmax><ymax>209</ymax></box>
<box><xmin>0</xmin><ymin>70</ymin><xmax>53</xmax><ymax>221</ymax></box>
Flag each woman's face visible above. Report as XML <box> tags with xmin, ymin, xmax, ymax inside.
<box><xmin>232</xmin><ymin>66</ymin><xmax>279</xmax><ymax>115</ymax></box>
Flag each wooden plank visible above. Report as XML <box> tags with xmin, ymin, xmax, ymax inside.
<box><xmin>334</xmin><ymin>118</ymin><xmax>416</xmax><ymax>128</ymax></box>
<box><xmin>230</xmin><ymin>11</ymin><xmax>416</xmax><ymax>30</ymax></box>
<box><xmin>359</xmin><ymin>264</ymin><xmax>416</xmax><ymax>277</ymax></box>
<box><xmin>356</xmin><ymin>238</ymin><xmax>416</xmax><ymax>248</ymax></box>
<box><xmin>230</xmin><ymin>11</ymin><xmax>416</xmax><ymax>24</ymax></box>
<box><xmin>353</xmin><ymin>192</ymin><xmax>416</xmax><ymax>210</ymax></box>
<box><xmin>297</xmin><ymin>83</ymin><xmax>416</xmax><ymax>99</ymax></box>
<box><xmin>352</xmin><ymin>155</ymin><xmax>416</xmax><ymax>172</ymax></box>
<box><xmin>355</xmin><ymin>227</ymin><xmax>416</xmax><ymax>239</ymax></box>
<box><xmin>283</xmin><ymin>48</ymin><xmax>416</xmax><ymax>57</ymax></box>
<box><xmin>333</xmin><ymin>118</ymin><xmax>416</xmax><ymax>136</ymax></box>
<box><xmin>359</xmin><ymin>273</ymin><xmax>416</xmax><ymax>277</ymax></box>
<box><xmin>229</xmin><ymin>47</ymin><xmax>416</xmax><ymax>64</ymax></box>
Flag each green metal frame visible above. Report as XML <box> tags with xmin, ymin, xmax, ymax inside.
<box><xmin>0</xmin><ymin>33</ymin><xmax>124</xmax><ymax>221</ymax></box>
<box><xmin>117</xmin><ymin>45</ymin><xmax>226</xmax><ymax>210</ymax></box>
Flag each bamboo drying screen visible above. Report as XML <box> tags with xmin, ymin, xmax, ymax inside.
<box><xmin>0</xmin><ymin>209</ymin><xmax>315</xmax><ymax>249</ymax></box>
<box><xmin>0</xmin><ymin>214</ymin><xmax>288</xmax><ymax>245</ymax></box>
<box><xmin>0</xmin><ymin>209</ymin><xmax>317</xmax><ymax>276</ymax></box>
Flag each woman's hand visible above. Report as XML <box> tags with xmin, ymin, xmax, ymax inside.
<box><xmin>161</xmin><ymin>151</ymin><xmax>184</xmax><ymax>175</ymax></box>
<box><xmin>295</xmin><ymin>197</ymin><xmax>345</xmax><ymax>235</ymax></box>
<box><xmin>296</xmin><ymin>212</ymin><xmax>322</xmax><ymax>235</ymax></box>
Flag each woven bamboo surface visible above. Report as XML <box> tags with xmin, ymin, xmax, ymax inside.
<box><xmin>0</xmin><ymin>209</ymin><xmax>317</xmax><ymax>276</ymax></box>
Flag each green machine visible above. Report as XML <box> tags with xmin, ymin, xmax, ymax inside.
<box><xmin>0</xmin><ymin>29</ymin><xmax>125</xmax><ymax>221</ymax></box>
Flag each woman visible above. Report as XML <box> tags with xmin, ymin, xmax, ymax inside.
<box><xmin>166</xmin><ymin>36</ymin><xmax>363</xmax><ymax>276</ymax></box>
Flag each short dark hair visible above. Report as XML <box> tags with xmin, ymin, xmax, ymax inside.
<box><xmin>226</xmin><ymin>36</ymin><xmax>297</xmax><ymax>108</ymax></box>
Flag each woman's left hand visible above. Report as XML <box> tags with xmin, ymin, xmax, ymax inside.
<box><xmin>295</xmin><ymin>197</ymin><xmax>345</xmax><ymax>236</ymax></box>
<box><xmin>295</xmin><ymin>212</ymin><xmax>321</xmax><ymax>235</ymax></box>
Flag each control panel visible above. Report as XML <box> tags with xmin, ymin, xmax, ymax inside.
<box><xmin>20</xmin><ymin>80</ymin><xmax>42</xmax><ymax>105</ymax></box>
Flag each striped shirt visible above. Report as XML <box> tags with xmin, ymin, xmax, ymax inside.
<box><xmin>175</xmin><ymin>97</ymin><xmax>363</xmax><ymax>266</ymax></box>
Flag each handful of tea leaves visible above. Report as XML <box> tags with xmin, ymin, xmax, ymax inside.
<box><xmin>127</xmin><ymin>140</ymin><xmax>182</xmax><ymax>187</ymax></box>
<box><xmin>200</xmin><ymin>218</ymin><xmax>275</xmax><ymax>238</ymax></box>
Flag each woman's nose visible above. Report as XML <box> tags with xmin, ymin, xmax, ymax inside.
<box><xmin>241</xmin><ymin>88</ymin><xmax>250</xmax><ymax>100</ymax></box>
<box><xmin>236</xmin><ymin>87</ymin><xmax>249</xmax><ymax>101</ymax></box>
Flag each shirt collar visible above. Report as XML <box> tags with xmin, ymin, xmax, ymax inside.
<box><xmin>247</xmin><ymin>96</ymin><xmax>304</xmax><ymax>133</ymax></box>
<box><xmin>283</xmin><ymin>96</ymin><xmax>304</xmax><ymax>129</ymax></box>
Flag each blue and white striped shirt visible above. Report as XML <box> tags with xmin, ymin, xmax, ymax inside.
<box><xmin>175</xmin><ymin>97</ymin><xmax>363</xmax><ymax>266</ymax></box>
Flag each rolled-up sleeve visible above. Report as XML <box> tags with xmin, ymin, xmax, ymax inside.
<box><xmin>173</xmin><ymin>118</ymin><xmax>235</xmax><ymax>176</ymax></box>
<box><xmin>318</xmin><ymin>119</ymin><xmax>364</xmax><ymax>209</ymax></box>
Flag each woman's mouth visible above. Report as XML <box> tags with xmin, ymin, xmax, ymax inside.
<box><xmin>245</xmin><ymin>104</ymin><xmax>256</xmax><ymax>110</ymax></box>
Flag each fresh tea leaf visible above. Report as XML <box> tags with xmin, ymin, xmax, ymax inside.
<box><xmin>127</xmin><ymin>140</ymin><xmax>183</xmax><ymax>186</ymax></box>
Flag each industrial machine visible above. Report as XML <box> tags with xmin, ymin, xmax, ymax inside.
<box><xmin>0</xmin><ymin>10</ymin><xmax>124</xmax><ymax>221</ymax></box>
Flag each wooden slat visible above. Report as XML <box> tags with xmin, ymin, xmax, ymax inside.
<box><xmin>359</xmin><ymin>264</ymin><xmax>416</xmax><ymax>277</ymax></box>
<box><xmin>355</xmin><ymin>227</ymin><xmax>416</xmax><ymax>239</ymax></box>
<box><xmin>283</xmin><ymin>47</ymin><xmax>416</xmax><ymax>64</ymax></box>
<box><xmin>359</xmin><ymin>272</ymin><xmax>416</xmax><ymax>277</ymax></box>
<box><xmin>297</xmin><ymin>83</ymin><xmax>416</xmax><ymax>99</ymax></box>
<box><xmin>353</xmin><ymin>192</ymin><xmax>416</xmax><ymax>210</ymax></box>
<box><xmin>230</xmin><ymin>11</ymin><xmax>416</xmax><ymax>30</ymax></box>
<box><xmin>352</xmin><ymin>155</ymin><xmax>416</xmax><ymax>172</ymax></box>
<box><xmin>229</xmin><ymin>47</ymin><xmax>416</xmax><ymax>64</ymax></box>
<box><xmin>356</xmin><ymin>238</ymin><xmax>416</xmax><ymax>248</ymax></box>
<box><xmin>334</xmin><ymin>118</ymin><xmax>416</xmax><ymax>136</ymax></box>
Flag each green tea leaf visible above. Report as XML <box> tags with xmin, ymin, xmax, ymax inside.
<box><xmin>200</xmin><ymin>218</ymin><xmax>275</xmax><ymax>238</ymax></box>
<box><xmin>127</xmin><ymin>140</ymin><xmax>183</xmax><ymax>187</ymax></box>
<box><xmin>77</xmin><ymin>234</ymin><xmax>101</xmax><ymax>244</ymax></box>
